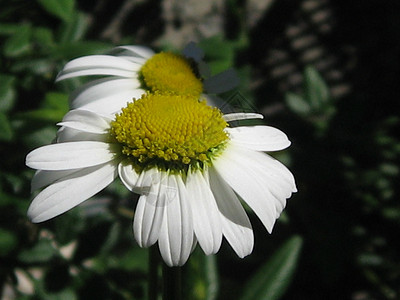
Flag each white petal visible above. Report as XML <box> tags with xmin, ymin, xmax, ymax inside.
<box><xmin>75</xmin><ymin>89</ymin><xmax>144</xmax><ymax>115</ymax></box>
<box><xmin>57</xmin><ymin>127</ymin><xmax>107</xmax><ymax>143</ymax></box>
<box><xmin>208</xmin><ymin>168</ymin><xmax>254</xmax><ymax>258</ymax></box>
<box><xmin>113</xmin><ymin>45</ymin><xmax>155</xmax><ymax>59</ymax></box>
<box><xmin>26</xmin><ymin>141</ymin><xmax>116</xmax><ymax>170</ymax></box>
<box><xmin>70</xmin><ymin>77</ymin><xmax>141</xmax><ymax>108</ymax></box>
<box><xmin>31</xmin><ymin>169</ymin><xmax>77</xmax><ymax>191</ymax></box>
<box><xmin>57</xmin><ymin>110</ymin><xmax>111</xmax><ymax>134</ymax></box>
<box><xmin>134</xmin><ymin>167</ymin><xmax>159</xmax><ymax>191</ymax></box>
<box><xmin>117</xmin><ymin>160</ymin><xmax>139</xmax><ymax>192</ymax></box>
<box><xmin>186</xmin><ymin>170</ymin><xmax>222</xmax><ymax>255</ymax></box>
<box><xmin>158</xmin><ymin>174</ymin><xmax>193</xmax><ymax>266</ymax></box>
<box><xmin>28</xmin><ymin>161</ymin><xmax>118</xmax><ymax>223</ymax></box>
<box><xmin>56</xmin><ymin>55</ymin><xmax>139</xmax><ymax>81</ymax></box>
<box><xmin>133</xmin><ymin>170</ymin><xmax>170</xmax><ymax>248</ymax></box>
<box><xmin>223</xmin><ymin>113</ymin><xmax>264</xmax><ymax>122</ymax></box>
<box><xmin>227</xmin><ymin>126</ymin><xmax>291</xmax><ymax>151</ymax></box>
<box><xmin>213</xmin><ymin>143</ymin><xmax>296</xmax><ymax>233</ymax></box>
<box><xmin>204</xmin><ymin>69</ymin><xmax>240</xmax><ymax>94</ymax></box>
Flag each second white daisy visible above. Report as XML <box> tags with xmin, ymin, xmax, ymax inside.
<box><xmin>56</xmin><ymin>43</ymin><xmax>239</xmax><ymax>115</ymax></box>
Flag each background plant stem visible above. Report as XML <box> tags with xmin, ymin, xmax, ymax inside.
<box><xmin>162</xmin><ymin>264</ymin><xmax>182</xmax><ymax>300</ymax></box>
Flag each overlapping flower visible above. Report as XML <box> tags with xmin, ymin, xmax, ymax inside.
<box><xmin>56</xmin><ymin>42</ymin><xmax>239</xmax><ymax>114</ymax></box>
<box><xmin>26</xmin><ymin>43</ymin><xmax>296</xmax><ymax>266</ymax></box>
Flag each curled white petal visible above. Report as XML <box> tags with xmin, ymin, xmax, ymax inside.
<box><xmin>28</xmin><ymin>161</ymin><xmax>118</xmax><ymax>223</ymax></box>
<box><xmin>58</xmin><ymin>109</ymin><xmax>112</xmax><ymax>134</ymax></box>
<box><xmin>117</xmin><ymin>160</ymin><xmax>139</xmax><ymax>192</ymax></box>
<box><xmin>223</xmin><ymin>113</ymin><xmax>264</xmax><ymax>122</ymax></box>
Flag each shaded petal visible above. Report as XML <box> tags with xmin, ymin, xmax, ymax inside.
<box><xmin>182</xmin><ymin>42</ymin><xmax>204</xmax><ymax>62</ymax></box>
<box><xmin>204</xmin><ymin>69</ymin><xmax>240</xmax><ymax>94</ymax></box>
<box><xmin>208</xmin><ymin>168</ymin><xmax>254</xmax><ymax>258</ymax></box>
<box><xmin>133</xmin><ymin>170</ymin><xmax>170</xmax><ymax>248</ymax></box>
<box><xmin>58</xmin><ymin>110</ymin><xmax>112</xmax><ymax>134</ymax></box>
<box><xmin>57</xmin><ymin>127</ymin><xmax>107</xmax><ymax>143</ymax></box>
<box><xmin>31</xmin><ymin>169</ymin><xmax>77</xmax><ymax>192</ymax></box>
<box><xmin>117</xmin><ymin>160</ymin><xmax>139</xmax><ymax>192</ymax></box>
<box><xmin>186</xmin><ymin>170</ymin><xmax>222</xmax><ymax>255</ymax></box>
<box><xmin>227</xmin><ymin>126</ymin><xmax>291</xmax><ymax>151</ymax></box>
<box><xmin>26</xmin><ymin>141</ymin><xmax>116</xmax><ymax>170</ymax></box>
<box><xmin>75</xmin><ymin>89</ymin><xmax>144</xmax><ymax>115</ymax></box>
<box><xmin>223</xmin><ymin>113</ymin><xmax>264</xmax><ymax>122</ymax></box>
<box><xmin>56</xmin><ymin>55</ymin><xmax>139</xmax><ymax>81</ymax></box>
<box><xmin>134</xmin><ymin>167</ymin><xmax>159</xmax><ymax>194</ymax></box>
<box><xmin>70</xmin><ymin>77</ymin><xmax>141</xmax><ymax>108</ymax></box>
<box><xmin>158</xmin><ymin>174</ymin><xmax>193</xmax><ymax>266</ymax></box>
<box><xmin>113</xmin><ymin>45</ymin><xmax>154</xmax><ymax>59</ymax></box>
<box><xmin>213</xmin><ymin>143</ymin><xmax>296</xmax><ymax>233</ymax></box>
<box><xmin>28</xmin><ymin>161</ymin><xmax>118</xmax><ymax>223</ymax></box>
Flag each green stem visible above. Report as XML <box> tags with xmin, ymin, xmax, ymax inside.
<box><xmin>148</xmin><ymin>246</ymin><xmax>160</xmax><ymax>300</ymax></box>
<box><xmin>162</xmin><ymin>264</ymin><xmax>182</xmax><ymax>300</ymax></box>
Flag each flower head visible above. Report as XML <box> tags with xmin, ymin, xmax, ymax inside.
<box><xmin>56</xmin><ymin>43</ymin><xmax>239</xmax><ymax>115</ymax></box>
<box><xmin>26</xmin><ymin>93</ymin><xmax>296</xmax><ymax>266</ymax></box>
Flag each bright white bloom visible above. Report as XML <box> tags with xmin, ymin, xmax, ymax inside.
<box><xmin>56</xmin><ymin>42</ymin><xmax>239</xmax><ymax>115</ymax></box>
<box><xmin>26</xmin><ymin>93</ymin><xmax>296</xmax><ymax>267</ymax></box>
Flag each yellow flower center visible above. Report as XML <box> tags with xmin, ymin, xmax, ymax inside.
<box><xmin>140</xmin><ymin>52</ymin><xmax>203</xmax><ymax>96</ymax></box>
<box><xmin>110</xmin><ymin>93</ymin><xmax>228</xmax><ymax>173</ymax></box>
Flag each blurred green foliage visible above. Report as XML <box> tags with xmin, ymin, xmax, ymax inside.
<box><xmin>1</xmin><ymin>0</ymin><xmax>400</xmax><ymax>299</ymax></box>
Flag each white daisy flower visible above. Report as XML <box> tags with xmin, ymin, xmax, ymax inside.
<box><xmin>26</xmin><ymin>93</ymin><xmax>296</xmax><ymax>267</ymax></box>
<box><xmin>56</xmin><ymin>42</ymin><xmax>239</xmax><ymax>115</ymax></box>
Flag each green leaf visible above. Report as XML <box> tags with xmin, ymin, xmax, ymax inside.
<box><xmin>42</xmin><ymin>92</ymin><xmax>69</xmax><ymax>111</ymax></box>
<box><xmin>33</xmin><ymin>27</ymin><xmax>55</xmax><ymax>48</ymax></box>
<box><xmin>3</xmin><ymin>24</ymin><xmax>32</xmax><ymax>57</ymax></box>
<box><xmin>0</xmin><ymin>112</ymin><xmax>13</xmax><ymax>141</ymax></box>
<box><xmin>0</xmin><ymin>74</ymin><xmax>16</xmax><ymax>112</ymax></box>
<box><xmin>58</xmin><ymin>12</ymin><xmax>89</xmax><ymax>43</ymax></box>
<box><xmin>304</xmin><ymin>66</ymin><xmax>330</xmax><ymax>109</ymax></box>
<box><xmin>10</xmin><ymin>58</ymin><xmax>55</xmax><ymax>76</ymax></box>
<box><xmin>285</xmin><ymin>92</ymin><xmax>311</xmax><ymax>116</ymax></box>
<box><xmin>240</xmin><ymin>235</ymin><xmax>303</xmax><ymax>300</ymax></box>
<box><xmin>37</xmin><ymin>0</ymin><xmax>75</xmax><ymax>23</ymax></box>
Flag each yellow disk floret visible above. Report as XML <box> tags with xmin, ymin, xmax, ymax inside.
<box><xmin>140</xmin><ymin>52</ymin><xmax>203</xmax><ymax>96</ymax></box>
<box><xmin>110</xmin><ymin>93</ymin><xmax>228</xmax><ymax>172</ymax></box>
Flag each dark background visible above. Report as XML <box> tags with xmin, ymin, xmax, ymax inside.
<box><xmin>1</xmin><ymin>0</ymin><xmax>399</xmax><ymax>299</ymax></box>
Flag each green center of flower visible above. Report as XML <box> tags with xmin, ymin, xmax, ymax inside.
<box><xmin>140</xmin><ymin>52</ymin><xmax>203</xmax><ymax>96</ymax></box>
<box><xmin>110</xmin><ymin>93</ymin><xmax>228</xmax><ymax>173</ymax></box>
